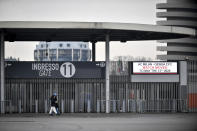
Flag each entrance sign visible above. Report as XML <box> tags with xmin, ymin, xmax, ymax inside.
<box><xmin>6</xmin><ymin>61</ymin><xmax>105</xmax><ymax>78</ymax></box>
<box><xmin>133</xmin><ymin>62</ymin><xmax>177</xmax><ymax>74</ymax></box>
<box><xmin>60</xmin><ymin>62</ymin><xmax>76</xmax><ymax>78</ymax></box>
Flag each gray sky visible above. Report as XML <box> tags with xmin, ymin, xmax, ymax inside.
<box><xmin>0</xmin><ymin>0</ymin><xmax>166</xmax><ymax>61</ymax></box>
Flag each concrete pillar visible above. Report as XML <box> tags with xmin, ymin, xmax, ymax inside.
<box><xmin>0</xmin><ymin>32</ymin><xmax>5</xmax><ymax>114</ymax></box>
<box><xmin>105</xmin><ymin>34</ymin><xmax>110</xmax><ymax>113</ymax></box>
<box><xmin>92</xmin><ymin>42</ymin><xmax>96</xmax><ymax>61</ymax></box>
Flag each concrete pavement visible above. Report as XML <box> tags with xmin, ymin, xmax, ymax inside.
<box><xmin>0</xmin><ymin>113</ymin><xmax>197</xmax><ymax>131</ymax></box>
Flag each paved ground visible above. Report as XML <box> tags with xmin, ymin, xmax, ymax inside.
<box><xmin>0</xmin><ymin>113</ymin><xmax>197</xmax><ymax>131</ymax></box>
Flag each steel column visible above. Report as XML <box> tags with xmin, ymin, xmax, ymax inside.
<box><xmin>92</xmin><ymin>42</ymin><xmax>96</xmax><ymax>61</ymax></box>
<box><xmin>105</xmin><ymin>34</ymin><xmax>110</xmax><ymax>113</ymax></box>
<box><xmin>0</xmin><ymin>32</ymin><xmax>5</xmax><ymax>114</ymax></box>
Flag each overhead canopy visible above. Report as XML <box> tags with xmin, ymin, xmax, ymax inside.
<box><xmin>0</xmin><ymin>21</ymin><xmax>196</xmax><ymax>42</ymax></box>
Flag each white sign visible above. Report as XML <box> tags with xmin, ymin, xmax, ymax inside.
<box><xmin>60</xmin><ymin>62</ymin><xmax>76</xmax><ymax>78</ymax></box>
<box><xmin>133</xmin><ymin>62</ymin><xmax>177</xmax><ymax>74</ymax></box>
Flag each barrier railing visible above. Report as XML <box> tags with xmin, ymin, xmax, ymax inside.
<box><xmin>0</xmin><ymin>100</ymin><xmax>12</xmax><ymax>113</ymax></box>
<box><xmin>127</xmin><ymin>99</ymin><xmax>188</xmax><ymax>113</ymax></box>
<box><xmin>1</xmin><ymin>99</ymin><xmax>188</xmax><ymax>113</ymax></box>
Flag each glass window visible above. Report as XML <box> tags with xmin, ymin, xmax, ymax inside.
<box><xmin>81</xmin><ymin>50</ymin><xmax>89</xmax><ymax>61</ymax></box>
<box><xmin>58</xmin><ymin>49</ymin><xmax>72</xmax><ymax>61</ymax></box>
<box><xmin>38</xmin><ymin>50</ymin><xmax>48</xmax><ymax>60</ymax></box>
<box><xmin>41</xmin><ymin>44</ymin><xmax>43</xmax><ymax>48</ymax></box>
<box><xmin>59</xmin><ymin>44</ymin><xmax>63</xmax><ymax>47</ymax></box>
<box><xmin>49</xmin><ymin>49</ymin><xmax>57</xmax><ymax>61</ymax></box>
<box><xmin>67</xmin><ymin>44</ymin><xmax>70</xmax><ymax>47</ymax></box>
<box><xmin>73</xmin><ymin>49</ymin><xmax>80</xmax><ymax>61</ymax></box>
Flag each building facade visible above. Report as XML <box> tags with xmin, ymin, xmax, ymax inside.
<box><xmin>34</xmin><ymin>42</ymin><xmax>91</xmax><ymax>61</ymax></box>
<box><xmin>156</xmin><ymin>0</ymin><xmax>197</xmax><ymax>112</ymax></box>
<box><xmin>156</xmin><ymin>0</ymin><xmax>197</xmax><ymax>60</ymax></box>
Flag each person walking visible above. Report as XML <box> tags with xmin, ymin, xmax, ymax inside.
<box><xmin>55</xmin><ymin>100</ymin><xmax>60</xmax><ymax>115</ymax></box>
<box><xmin>49</xmin><ymin>93</ymin><xmax>58</xmax><ymax>115</ymax></box>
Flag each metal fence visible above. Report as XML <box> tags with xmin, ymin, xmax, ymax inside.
<box><xmin>128</xmin><ymin>99</ymin><xmax>187</xmax><ymax>113</ymax></box>
<box><xmin>187</xmin><ymin>60</ymin><xmax>197</xmax><ymax>112</ymax></box>
<box><xmin>3</xmin><ymin>78</ymin><xmax>185</xmax><ymax>113</ymax></box>
<box><xmin>0</xmin><ymin>100</ymin><xmax>12</xmax><ymax>113</ymax></box>
<box><xmin>0</xmin><ymin>61</ymin><xmax>196</xmax><ymax>113</ymax></box>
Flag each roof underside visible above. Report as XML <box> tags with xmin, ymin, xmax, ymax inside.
<box><xmin>0</xmin><ymin>21</ymin><xmax>195</xmax><ymax>42</ymax></box>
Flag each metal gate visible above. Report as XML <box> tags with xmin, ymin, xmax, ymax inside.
<box><xmin>1</xmin><ymin>61</ymin><xmax>196</xmax><ymax>113</ymax></box>
<box><xmin>3</xmin><ymin>79</ymin><xmax>186</xmax><ymax>113</ymax></box>
<box><xmin>5</xmin><ymin>78</ymin><xmax>105</xmax><ymax>113</ymax></box>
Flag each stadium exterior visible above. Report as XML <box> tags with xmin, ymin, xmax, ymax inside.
<box><xmin>156</xmin><ymin>0</ymin><xmax>197</xmax><ymax>112</ymax></box>
<box><xmin>156</xmin><ymin>0</ymin><xmax>197</xmax><ymax>60</ymax></box>
<box><xmin>0</xmin><ymin>21</ymin><xmax>196</xmax><ymax>113</ymax></box>
<box><xmin>34</xmin><ymin>42</ymin><xmax>91</xmax><ymax>61</ymax></box>
<box><xmin>3</xmin><ymin>60</ymin><xmax>192</xmax><ymax>113</ymax></box>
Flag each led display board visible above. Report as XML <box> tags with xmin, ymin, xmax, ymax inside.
<box><xmin>133</xmin><ymin>62</ymin><xmax>177</xmax><ymax>74</ymax></box>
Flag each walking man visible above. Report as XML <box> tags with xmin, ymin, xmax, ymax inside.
<box><xmin>55</xmin><ymin>100</ymin><xmax>60</xmax><ymax>115</ymax></box>
<box><xmin>49</xmin><ymin>93</ymin><xmax>58</xmax><ymax>115</ymax></box>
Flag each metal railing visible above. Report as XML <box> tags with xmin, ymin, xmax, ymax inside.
<box><xmin>2</xmin><ymin>61</ymin><xmax>195</xmax><ymax>113</ymax></box>
<box><xmin>0</xmin><ymin>100</ymin><xmax>12</xmax><ymax>113</ymax></box>
<box><xmin>1</xmin><ymin>99</ymin><xmax>188</xmax><ymax>114</ymax></box>
<box><xmin>127</xmin><ymin>99</ymin><xmax>188</xmax><ymax>113</ymax></box>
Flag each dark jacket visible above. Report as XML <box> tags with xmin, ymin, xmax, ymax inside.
<box><xmin>50</xmin><ymin>95</ymin><xmax>57</xmax><ymax>107</ymax></box>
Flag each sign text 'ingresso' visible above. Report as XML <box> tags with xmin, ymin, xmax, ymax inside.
<box><xmin>32</xmin><ymin>63</ymin><xmax>59</xmax><ymax>77</ymax></box>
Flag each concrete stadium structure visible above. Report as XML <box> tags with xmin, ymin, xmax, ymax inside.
<box><xmin>156</xmin><ymin>0</ymin><xmax>197</xmax><ymax>112</ymax></box>
<box><xmin>156</xmin><ymin>0</ymin><xmax>197</xmax><ymax>60</ymax></box>
<box><xmin>34</xmin><ymin>42</ymin><xmax>91</xmax><ymax>61</ymax></box>
<box><xmin>0</xmin><ymin>21</ymin><xmax>196</xmax><ymax>114</ymax></box>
